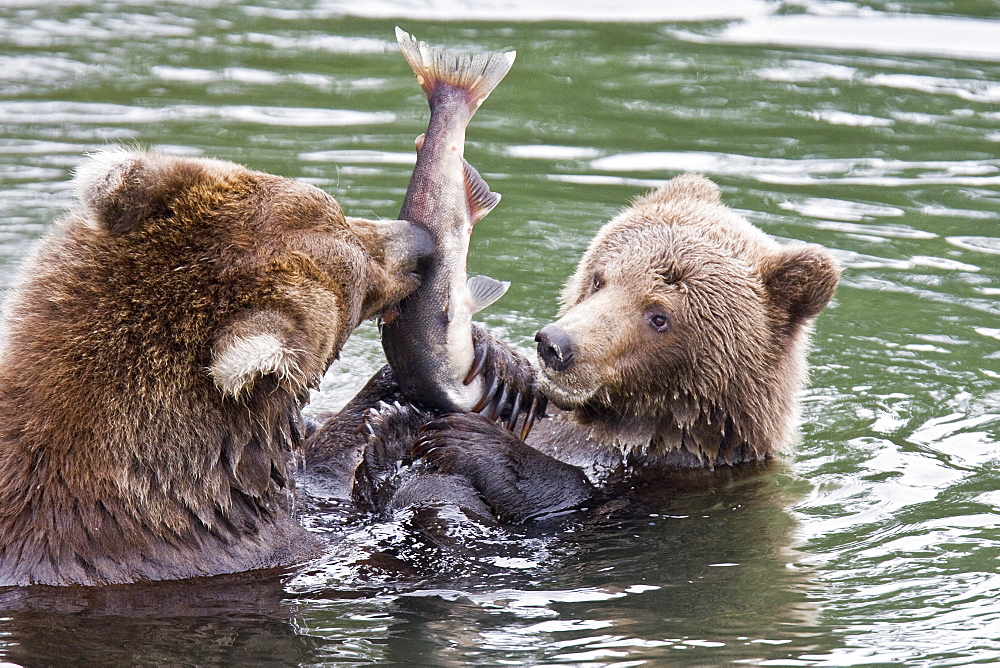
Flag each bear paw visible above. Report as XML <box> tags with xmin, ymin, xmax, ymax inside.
<box><xmin>360</xmin><ymin>400</ymin><xmax>428</xmax><ymax>480</ymax></box>
<box><xmin>467</xmin><ymin>324</ymin><xmax>548</xmax><ymax>440</ymax></box>
<box><xmin>413</xmin><ymin>413</ymin><xmax>594</xmax><ymax>524</ymax></box>
<box><xmin>352</xmin><ymin>400</ymin><xmax>429</xmax><ymax>510</ymax></box>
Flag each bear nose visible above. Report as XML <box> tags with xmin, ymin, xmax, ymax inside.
<box><xmin>535</xmin><ymin>324</ymin><xmax>574</xmax><ymax>372</ymax></box>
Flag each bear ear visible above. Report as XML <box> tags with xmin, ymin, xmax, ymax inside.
<box><xmin>637</xmin><ymin>173</ymin><xmax>722</xmax><ymax>207</ymax></box>
<box><xmin>73</xmin><ymin>148</ymin><xmax>181</xmax><ymax>235</ymax></box>
<box><xmin>762</xmin><ymin>245</ymin><xmax>841</xmax><ymax>322</ymax></box>
<box><xmin>209</xmin><ymin>310</ymin><xmax>308</xmax><ymax>397</ymax></box>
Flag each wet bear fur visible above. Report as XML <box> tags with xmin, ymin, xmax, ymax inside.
<box><xmin>0</xmin><ymin>148</ymin><xmax>428</xmax><ymax>586</ymax></box>
<box><xmin>412</xmin><ymin>174</ymin><xmax>841</xmax><ymax>522</ymax></box>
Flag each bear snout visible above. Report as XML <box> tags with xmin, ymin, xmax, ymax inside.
<box><xmin>535</xmin><ymin>324</ymin><xmax>575</xmax><ymax>372</ymax></box>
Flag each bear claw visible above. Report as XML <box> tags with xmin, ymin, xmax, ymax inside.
<box><xmin>465</xmin><ymin>324</ymin><xmax>547</xmax><ymax>439</ymax></box>
<box><xmin>463</xmin><ymin>340</ymin><xmax>488</xmax><ymax>385</ymax></box>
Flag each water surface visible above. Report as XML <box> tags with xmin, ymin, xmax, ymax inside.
<box><xmin>1</xmin><ymin>0</ymin><xmax>999</xmax><ymax>664</ymax></box>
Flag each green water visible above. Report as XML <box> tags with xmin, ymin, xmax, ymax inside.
<box><xmin>1</xmin><ymin>1</ymin><xmax>999</xmax><ymax>665</ymax></box>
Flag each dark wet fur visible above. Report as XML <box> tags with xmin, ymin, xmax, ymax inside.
<box><xmin>305</xmin><ymin>324</ymin><xmax>543</xmax><ymax>519</ymax></box>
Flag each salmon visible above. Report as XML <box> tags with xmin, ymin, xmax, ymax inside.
<box><xmin>381</xmin><ymin>28</ymin><xmax>515</xmax><ymax>413</ymax></box>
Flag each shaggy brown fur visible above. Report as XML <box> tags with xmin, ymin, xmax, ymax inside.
<box><xmin>0</xmin><ymin>149</ymin><xmax>428</xmax><ymax>586</ymax></box>
<box><xmin>536</xmin><ymin>173</ymin><xmax>841</xmax><ymax>464</ymax></box>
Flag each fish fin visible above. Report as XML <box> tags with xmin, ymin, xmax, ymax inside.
<box><xmin>468</xmin><ymin>275</ymin><xmax>510</xmax><ymax>314</ymax></box>
<box><xmin>463</xmin><ymin>159</ymin><xmax>501</xmax><ymax>223</ymax></box>
<box><xmin>395</xmin><ymin>27</ymin><xmax>515</xmax><ymax>112</ymax></box>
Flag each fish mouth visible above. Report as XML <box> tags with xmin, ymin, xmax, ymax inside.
<box><xmin>538</xmin><ymin>370</ymin><xmax>597</xmax><ymax>409</ymax></box>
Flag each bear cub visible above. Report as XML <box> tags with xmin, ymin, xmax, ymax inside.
<box><xmin>0</xmin><ymin>149</ymin><xmax>429</xmax><ymax>586</ymax></box>
<box><xmin>414</xmin><ymin>174</ymin><xmax>841</xmax><ymax>522</ymax></box>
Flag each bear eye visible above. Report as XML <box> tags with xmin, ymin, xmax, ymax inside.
<box><xmin>646</xmin><ymin>311</ymin><xmax>671</xmax><ymax>333</ymax></box>
<box><xmin>592</xmin><ymin>273</ymin><xmax>604</xmax><ymax>292</ymax></box>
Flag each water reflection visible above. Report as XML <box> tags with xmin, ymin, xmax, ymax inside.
<box><xmin>0</xmin><ymin>464</ymin><xmax>824</xmax><ymax>665</ymax></box>
<box><xmin>288</xmin><ymin>464</ymin><xmax>827</xmax><ymax>665</ymax></box>
<box><xmin>0</xmin><ymin>574</ymin><xmax>319</xmax><ymax>665</ymax></box>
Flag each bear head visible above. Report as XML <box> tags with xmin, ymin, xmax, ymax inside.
<box><xmin>68</xmin><ymin>147</ymin><xmax>431</xmax><ymax>393</ymax></box>
<box><xmin>535</xmin><ymin>174</ymin><xmax>840</xmax><ymax>465</ymax></box>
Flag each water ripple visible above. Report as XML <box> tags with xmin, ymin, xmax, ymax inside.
<box><xmin>778</xmin><ymin>197</ymin><xmax>904</xmax><ymax>222</ymax></box>
<box><xmin>796</xmin><ymin>109</ymin><xmax>894</xmax><ymax>127</ymax></box>
<box><xmin>947</xmin><ymin>236</ymin><xmax>1000</xmax><ymax>255</ymax></box>
<box><xmin>299</xmin><ymin>150</ymin><xmax>416</xmax><ymax>166</ymax></box>
<box><xmin>152</xmin><ymin>65</ymin><xmax>339</xmax><ymax>90</ymax></box>
<box><xmin>680</xmin><ymin>11</ymin><xmax>1000</xmax><ymax>63</ymax></box>
<box><xmin>241</xmin><ymin>31</ymin><xmax>387</xmax><ymax>54</ymax></box>
<box><xmin>590</xmin><ymin>151</ymin><xmax>1000</xmax><ymax>186</ymax></box>
<box><xmin>506</xmin><ymin>145</ymin><xmax>602</xmax><ymax>161</ymax></box>
<box><xmin>0</xmin><ymin>54</ymin><xmax>100</xmax><ymax>88</ymax></box>
<box><xmin>0</xmin><ymin>101</ymin><xmax>394</xmax><ymax>127</ymax></box>
<box><xmin>244</xmin><ymin>0</ymin><xmax>775</xmax><ymax>22</ymax></box>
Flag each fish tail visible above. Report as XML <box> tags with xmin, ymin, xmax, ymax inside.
<box><xmin>395</xmin><ymin>27</ymin><xmax>515</xmax><ymax>114</ymax></box>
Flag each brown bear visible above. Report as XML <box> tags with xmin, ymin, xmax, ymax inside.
<box><xmin>0</xmin><ymin>148</ymin><xmax>431</xmax><ymax>586</ymax></box>
<box><xmin>406</xmin><ymin>173</ymin><xmax>841</xmax><ymax>523</ymax></box>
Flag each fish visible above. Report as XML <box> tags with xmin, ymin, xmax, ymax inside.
<box><xmin>381</xmin><ymin>28</ymin><xmax>515</xmax><ymax>414</ymax></box>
